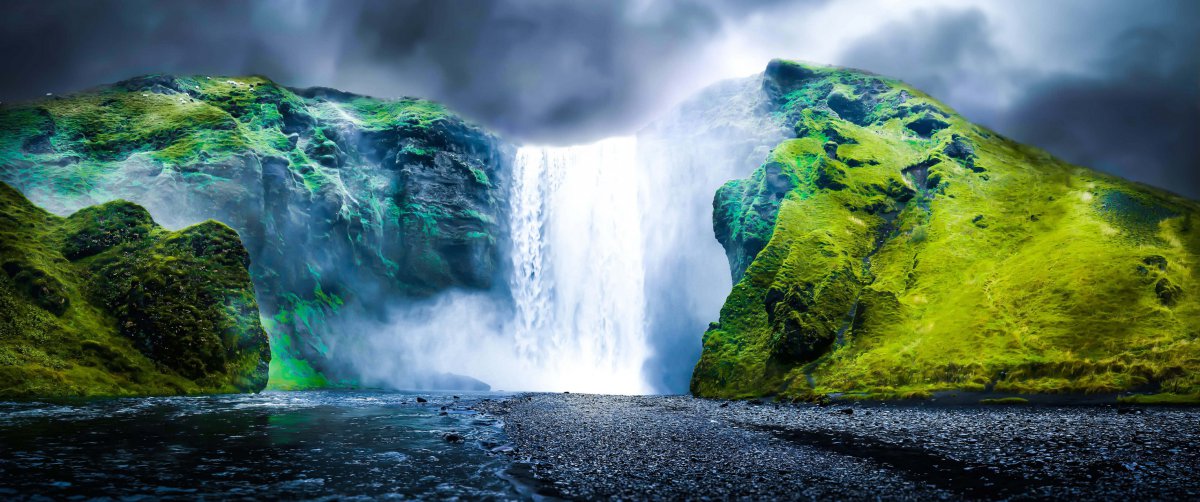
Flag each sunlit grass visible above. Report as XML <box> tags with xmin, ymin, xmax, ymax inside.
<box><xmin>694</xmin><ymin>60</ymin><xmax>1200</xmax><ymax>402</ymax></box>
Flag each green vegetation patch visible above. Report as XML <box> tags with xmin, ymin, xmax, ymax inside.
<box><xmin>0</xmin><ymin>181</ymin><xmax>269</xmax><ymax>397</ymax></box>
<box><xmin>694</xmin><ymin>59</ymin><xmax>1200</xmax><ymax>403</ymax></box>
<box><xmin>0</xmin><ymin>71</ymin><xmax>513</xmax><ymax>392</ymax></box>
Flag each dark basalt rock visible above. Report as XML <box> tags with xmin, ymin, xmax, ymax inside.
<box><xmin>1156</xmin><ymin>278</ymin><xmax>1182</xmax><ymax>306</ymax></box>
<box><xmin>827</xmin><ymin>91</ymin><xmax>871</xmax><ymax>126</ymax></box>
<box><xmin>823</xmin><ymin>125</ymin><xmax>856</xmax><ymax>145</ymax></box>
<box><xmin>114</xmin><ymin>74</ymin><xmax>186</xmax><ymax>95</ymax></box>
<box><xmin>823</xmin><ymin>140</ymin><xmax>840</xmax><ymax>160</ymax></box>
<box><xmin>943</xmin><ymin>134</ymin><xmax>977</xmax><ymax>164</ymax></box>
<box><xmin>906</xmin><ymin>115</ymin><xmax>950</xmax><ymax>137</ymax></box>
<box><xmin>763</xmin><ymin>59</ymin><xmax>818</xmax><ymax>102</ymax></box>
<box><xmin>902</xmin><ymin>158</ymin><xmax>939</xmax><ymax>190</ymax></box>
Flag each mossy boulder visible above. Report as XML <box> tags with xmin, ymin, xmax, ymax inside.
<box><xmin>0</xmin><ymin>181</ymin><xmax>268</xmax><ymax>397</ymax></box>
<box><xmin>1</xmin><ymin>259</ymin><xmax>69</xmax><ymax>316</ymax></box>
<box><xmin>694</xmin><ymin>59</ymin><xmax>1200</xmax><ymax>401</ymax></box>
<box><xmin>61</xmin><ymin>200</ymin><xmax>154</xmax><ymax>259</ymax></box>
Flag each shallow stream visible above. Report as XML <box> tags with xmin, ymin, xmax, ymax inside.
<box><xmin>0</xmin><ymin>390</ymin><xmax>522</xmax><ymax>499</ymax></box>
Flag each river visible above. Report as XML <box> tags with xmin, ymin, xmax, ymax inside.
<box><xmin>0</xmin><ymin>391</ymin><xmax>524</xmax><ymax>499</ymax></box>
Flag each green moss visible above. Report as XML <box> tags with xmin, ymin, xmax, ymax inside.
<box><xmin>43</xmin><ymin>91</ymin><xmax>246</xmax><ymax>163</ymax></box>
<box><xmin>1118</xmin><ymin>393</ymin><xmax>1200</xmax><ymax>405</ymax></box>
<box><xmin>0</xmin><ymin>72</ymin><xmax>516</xmax><ymax>392</ymax></box>
<box><xmin>469</xmin><ymin>166</ymin><xmax>491</xmax><ymax>187</ymax></box>
<box><xmin>60</xmin><ymin>199</ymin><xmax>155</xmax><ymax>259</ymax></box>
<box><xmin>347</xmin><ymin>97</ymin><xmax>454</xmax><ymax>131</ymax></box>
<box><xmin>263</xmin><ymin>315</ymin><xmax>329</xmax><ymax>390</ymax></box>
<box><xmin>0</xmin><ymin>181</ymin><xmax>268</xmax><ymax>397</ymax></box>
<box><xmin>694</xmin><ymin>59</ymin><xmax>1200</xmax><ymax>403</ymax></box>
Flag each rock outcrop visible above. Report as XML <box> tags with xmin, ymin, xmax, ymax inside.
<box><xmin>0</xmin><ymin>182</ymin><xmax>268</xmax><ymax>397</ymax></box>
<box><xmin>0</xmin><ymin>75</ymin><xmax>512</xmax><ymax>388</ymax></box>
<box><xmin>694</xmin><ymin>60</ymin><xmax>1200</xmax><ymax>402</ymax></box>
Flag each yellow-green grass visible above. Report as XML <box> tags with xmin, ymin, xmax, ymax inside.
<box><xmin>1117</xmin><ymin>393</ymin><xmax>1200</xmax><ymax>405</ymax></box>
<box><xmin>693</xmin><ymin>60</ymin><xmax>1200</xmax><ymax>402</ymax></box>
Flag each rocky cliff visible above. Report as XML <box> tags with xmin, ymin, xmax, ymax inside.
<box><xmin>635</xmin><ymin>74</ymin><xmax>789</xmax><ymax>391</ymax></box>
<box><xmin>0</xmin><ymin>75</ymin><xmax>511</xmax><ymax>388</ymax></box>
<box><xmin>693</xmin><ymin>60</ymin><xmax>1200</xmax><ymax>402</ymax></box>
<box><xmin>0</xmin><ymin>182</ymin><xmax>268</xmax><ymax>397</ymax></box>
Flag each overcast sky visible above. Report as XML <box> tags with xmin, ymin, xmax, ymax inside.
<box><xmin>2</xmin><ymin>0</ymin><xmax>1197</xmax><ymax>196</ymax></box>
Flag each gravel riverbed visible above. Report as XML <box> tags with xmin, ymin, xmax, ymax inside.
<box><xmin>477</xmin><ymin>394</ymin><xmax>1200</xmax><ymax>500</ymax></box>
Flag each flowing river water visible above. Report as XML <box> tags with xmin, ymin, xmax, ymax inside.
<box><xmin>0</xmin><ymin>391</ymin><xmax>525</xmax><ymax>499</ymax></box>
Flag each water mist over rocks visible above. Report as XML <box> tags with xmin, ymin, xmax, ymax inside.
<box><xmin>351</xmin><ymin>107</ymin><xmax>788</xmax><ymax>394</ymax></box>
<box><xmin>1</xmin><ymin>70</ymin><xmax>784</xmax><ymax>394</ymax></box>
<box><xmin>0</xmin><ymin>76</ymin><xmax>515</xmax><ymax>391</ymax></box>
<box><xmin>4</xmin><ymin>62</ymin><xmax>1198</xmax><ymax>400</ymax></box>
<box><xmin>635</xmin><ymin>74</ymin><xmax>790</xmax><ymax>392</ymax></box>
<box><xmin>0</xmin><ymin>69</ymin><xmax>801</xmax><ymax>394</ymax></box>
<box><xmin>345</xmin><ymin>138</ymin><xmax>653</xmax><ymax>394</ymax></box>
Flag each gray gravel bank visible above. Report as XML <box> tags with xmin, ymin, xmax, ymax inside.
<box><xmin>477</xmin><ymin>394</ymin><xmax>1200</xmax><ymax>500</ymax></box>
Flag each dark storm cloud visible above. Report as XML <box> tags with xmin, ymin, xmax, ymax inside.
<box><xmin>999</xmin><ymin>24</ymin><xmax>1200</xmax><ymax>197</ymax></box>
<box><xmin>834</xmin><ymin>3</ymin><xmax>1200</xmax><ymax>198</ymax></box>
<box><xmin>838</xmin><ymin>7</ymin><xmax>1003</xmax><ymax>121</ymax></box>
<box><xmin>0</xmin><ymin>0</ymin><xmax>806</xmax><ymax>143</ymax></box>
<box><xmin>4</xmin><ymin>0</ymin><xmax>1196</xmax><ymax>194</ymax></box>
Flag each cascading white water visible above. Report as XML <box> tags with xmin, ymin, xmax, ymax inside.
<box><xmin>344</xmin><ymin>78</ymin><xmax>780</xmax><ymax>394</ymax></box>
<box><xmin>507</xmin><ymin>137</ymin><xmax>651</xmax><ymax>394</ymax></box>
<box><xmin>336</xmin><ymin>73</ymin><xmax>784</xmax><ymax>394</ymax></box>
<box><xmin>346</xmin><ymin>137</ymin><xmax>652</xmax><ymax>394</ymax></box>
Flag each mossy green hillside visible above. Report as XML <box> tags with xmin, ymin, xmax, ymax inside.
<box><xmin>693</xmin><ymin>59</ymin><xmax>1200</xmax><ymax>401</ymax></box>
<box><xmin>0</xmin><ymin>75</ymin><xmax>511</xmax><ymax>389</ymax></box>
<box><xmin>0</xmin><ymin>182</ymin><xmax>269</xmax><ymax>397</ymax></box>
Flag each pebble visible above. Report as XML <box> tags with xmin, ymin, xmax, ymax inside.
<box><xmin>478</xmin><ymin>394</ymin><xmax>1200</xmax><ymax>499</ymax></box>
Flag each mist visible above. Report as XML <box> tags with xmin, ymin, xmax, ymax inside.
<box><xmin>2</xmin><ymin>0</ymin><xmax>1197</xmax><ymax>394</ymax></box>
<box><xmin>325</xmin><ymin>138</ymin><xmax>653</xmax><ymax>394</ymax></box>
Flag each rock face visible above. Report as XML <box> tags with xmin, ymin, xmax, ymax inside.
<box><xmin>0</xmin><ymin>75</ymin><xmax>511</xmax><ymax>388</ymax></box>
<box><xmin>0</xmin><ymin>182</ymin><xmax>268</xmax><ymax>397</ymax></box>
<box><xmin>635</xmin><ymin>74</ymin><xmax>789</xmax><ymax>391</ymax></box>
<box><xmin>694</xmin><ymin>60</ymin><xmax>1200</xmax><ymax>401</ymax></box>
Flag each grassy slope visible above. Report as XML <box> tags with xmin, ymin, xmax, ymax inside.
<box><xmin>0</xmin><ymin>75</ymin><xmax>504</xmax><ymax>390</ymax></box>
<box><xmin>693</xmin><ymin>60</ymin><xmax>1200</xmax><ymax>403</ymax></box>
<box><xmin>0</xmin><ymin>181</ymin><xmax>268</xmax><ymax>397</ymax></box>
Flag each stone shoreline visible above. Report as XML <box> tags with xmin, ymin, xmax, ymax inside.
<box><xmin>477</xmin><ymin>393</ymin><xmax>1200</xmax><ymax>500</ymax></box>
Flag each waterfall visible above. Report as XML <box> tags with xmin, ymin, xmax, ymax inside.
<box><xmin>342</xmin><ymin>78</ymin><xmax>780</xmax><ymax>394</ymax></box>
<box><xmin>345</xmin><ymin>137</ymin><xmax>652</xmax><ymax>394</ymax></box>
<box><xmin>507</xmin><ymin>137</ymin><xmax>650</xmax><ymax>394</ymax></box>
